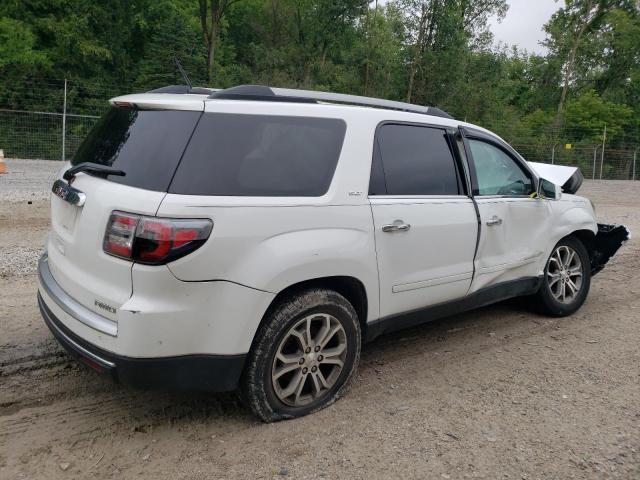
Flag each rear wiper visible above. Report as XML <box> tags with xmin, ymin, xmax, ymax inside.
<box><xmin>63</xmin><ymin>162</ymin><xmax>126</xmax><ymax>181</ymax></box>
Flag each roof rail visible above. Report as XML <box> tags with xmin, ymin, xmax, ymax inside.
<box><xmin>209</xmin><ymin>85</ymin><xmax>318</xmax><ymax>104</ymax></box>
<box><xmin>208</xmin><ymin>85</ymin><xmax>454</xmax><ymax>119</ymax></box>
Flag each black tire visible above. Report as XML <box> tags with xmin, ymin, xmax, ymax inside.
<box><xmin>240</xmin><ymin>288</ymin><xmax>361</xmax><ymax>422</ymax></box>
<box><xmin>536</xmin><ymin>236</ymin><xmax>591</xmax><ymax>317</ymax></box>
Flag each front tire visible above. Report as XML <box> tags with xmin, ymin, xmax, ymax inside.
<box><xmin>241</xmin><ymin>288</ymin><xmax>361</xmax><ymax>422</ymax></box>
<box><xmin>536</xmin><ymin>236</ymin><xmax>591</xmax><ymax>317</ymax></box>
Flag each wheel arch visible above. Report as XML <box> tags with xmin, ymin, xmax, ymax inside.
<box><xmin>539</xmin><ymin>201</ymin><xmax>597</xmax><ymax>275</ymax></box>
<box><xmin>251</xmin><ymin>276</ymin><xmax>370</xmax><ymax>348</ymax></box>
<box><xmin>568</xmin><ymin>228</ymin><xmax>596</xmax><ymax>253</ymax></box>
<box><xmin>560</xmin><ymin>229</ymin><xmax>596</xmax><ymax>272</ymax></box>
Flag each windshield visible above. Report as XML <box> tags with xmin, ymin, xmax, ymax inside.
<box><xmin>71</xmin><ymin>107</ymin><xmax>201</xmax><ymax>192</ymax></box>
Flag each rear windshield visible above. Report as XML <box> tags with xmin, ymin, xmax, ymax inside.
<box><xmin>71</xmin><ymin>107</ymin><xmax>201</xmax><ymax>192</ymax></box>
<box><xmin>169</xmin><ymin>113</ymin><xmax>347</xmax><ymax>196</ymax></box>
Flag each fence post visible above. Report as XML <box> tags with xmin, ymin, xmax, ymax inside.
<box><xmin>599</xmin><ymin>124</ymin><xmax>606</xmax><ymax>180</ymax></box>
<box><xmin>61</xmin><ymin>79</ymin><xmax>67</xmax><ymax>161</ymax></box>
<box><xmin>592</xmin><ymin>147</ymin><xmax>598</xmax><ymax>180</ymax></box>
<box><xmin>633</xmin><ymin>148</ymin><xmax>638</xmax><ymax>181</ymax></box>
<box><xmin>551</xmin><ymin>144</ymin><xmax>556</xmax><ymax>164</ymax></box>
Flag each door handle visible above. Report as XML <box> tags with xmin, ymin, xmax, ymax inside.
<box><xmin>486</xmin><ymin>215</ymin><xmax>502</xmax><ymax>226</ymax></box>
<box><xmin>382</xmin><ymin>220</ymin><xmax>411</xmax><ymax>233</ymax></box>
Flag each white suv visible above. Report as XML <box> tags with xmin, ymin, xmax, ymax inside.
<box><xmin>38</xmin><ymin>85</ymin><xmax>628</xmax><ymax>421</ymax></box>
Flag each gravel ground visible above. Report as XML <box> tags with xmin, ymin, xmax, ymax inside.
<box><xmin>0</xmin><ymin>160</ymin><xmax>638</xmax><ymax>479</ymax></box>
<box><xmin>0</xmin><ymin>159</ymin><xmax>61</xmax><ymax>203</ymax></box>
<box><xmin>0</xmin><ymin>160</ymin><xmax>61</xmax><ymax>277</ymax></box>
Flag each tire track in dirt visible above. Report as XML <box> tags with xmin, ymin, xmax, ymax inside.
<box><xmin>0</xmin><ymin>343</ymin><xmax>68</xmax><ymax>375</ymax></box>
<box><xmin>0</xmin><ymin>388</ymin><xmax>246</xmax><ymax>454</ymax></box>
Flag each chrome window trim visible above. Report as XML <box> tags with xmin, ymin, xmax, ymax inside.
<box><xmin>38</xmin><ymin>253</ymin><xmax>118</xmax><ymax>337</ymax></box>
<box><xmin>472</xmin><ymin>194</ymin><xmax>537</xmax><ymax>200</ymax></box>
<box><xmin>368</xmin><ymin>194</ymin><xmax>470</xmax><ymax>200</ymax></box>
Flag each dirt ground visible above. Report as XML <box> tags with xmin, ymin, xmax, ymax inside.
<box><xmin>1</xmin><ymin>161</ymin><xmax>638</xmax><ymax>479</ymax></box>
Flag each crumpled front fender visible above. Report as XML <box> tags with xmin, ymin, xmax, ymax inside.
<box><xmin>590</xmin><ymin>224</ymin><xmax>630</xmax><ymax>275</ymax></box>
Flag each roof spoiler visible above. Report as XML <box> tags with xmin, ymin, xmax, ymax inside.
<box><xmin>146</xmin><ymin>85</ymin><xmax>219</xmax><ymax>95</ymax></box>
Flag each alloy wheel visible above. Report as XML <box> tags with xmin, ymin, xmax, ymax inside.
<box><xmin>547</xmin><ymin>245</ymin><xmax>583</xmax><ymax>304</ymax></box>
<box><xmin>271</xmin><ymin>313</ymin><xmax>348</xmax><ymax>407</ymax></box>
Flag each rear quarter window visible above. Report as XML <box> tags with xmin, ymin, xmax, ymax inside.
<box><xmin>169</xmin><ymin>113</ymin><xmax>346</xmax><ymax>196</ymax></box>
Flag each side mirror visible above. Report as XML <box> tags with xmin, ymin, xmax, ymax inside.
<box><xmin>537</xmin><ymin>177</ymin><xmax>562</xmax><ymax>200</ymax></box>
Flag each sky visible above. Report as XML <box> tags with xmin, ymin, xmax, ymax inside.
<box><xmin>488</xmin><ymin>0</ymin><xmax>562</xmax><ymax>54</ymax></box>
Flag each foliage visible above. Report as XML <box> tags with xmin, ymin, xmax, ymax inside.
<box><xmin>0</xmin><ymin>18</ymin><xmax>48</xmax><ymax>70</ymax></box>
<box><xmin>0</xmin><ymin>0</ymin><xmax>638</xmax><ymax>161</ymax></box>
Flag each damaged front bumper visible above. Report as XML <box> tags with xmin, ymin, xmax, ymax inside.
<box><xmin>590</xmin><ymin>224</ymin><xmax>630</xmax><ymax>275</ymax></box>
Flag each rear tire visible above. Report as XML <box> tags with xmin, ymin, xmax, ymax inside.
<box><xmin>240</xmin><ymin>288</ymin><xmax>361</xmax><ymax>422</ymax></box>
<box><xmin>536</xmin><ymin>236</ymin><xmax>591</xmax><ymax>317</ymax></box>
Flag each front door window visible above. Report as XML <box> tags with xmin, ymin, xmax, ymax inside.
<box><xmin>467</xmin><ymin>139</ymin><xmax>534</xmax><ymax>196</ymax></box>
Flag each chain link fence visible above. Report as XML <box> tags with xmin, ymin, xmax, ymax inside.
<box><xmin>0</xmin><ymin>109</ymin><xmax>98</xmax><ymax>161</ymax></box>
<box><xmin>513</xmin><ymin>143</ymin><xmax>639</xmax><ymax>180</ymax></box>
<box><xmin>0</xmin><ymin>79</ymin><xmax>638</xmax><ymax>180</ymax></box>
<box><xmin>0</xmin><ymin>78</ymin><xmax>117</xmax><ymax>161</ymax></box>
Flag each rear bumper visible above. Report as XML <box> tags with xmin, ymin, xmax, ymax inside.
<box><xmin>38</xmin><ymin>292</ymin><xmax>246</xmax><ymax>391</ymax></box>
<box><xmin>38</xmin><ymin>248</ymin><xmax>275</xmax><ymax>356</ymax></box>
<box><xmin>38</xmin><ymin>252</ymin><xmax>117</xmax><ymax>336</ymax></box>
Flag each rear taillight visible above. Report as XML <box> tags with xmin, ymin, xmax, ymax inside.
<box><xmin>104</xmin><ymin>212</ymin><xmax>138</xmax><ymax>258</ymax></box>
<box><xmin>103</xmin><ymin>211</ymin><xmax>212</xmax><ymax>265</ymax></box>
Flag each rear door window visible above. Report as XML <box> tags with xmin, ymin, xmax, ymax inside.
<box><xmin>370</xmin><ymin>124</ymin><xmax>461</xmax><ymax>195</ymax></box>
<box><xmin>169</xmin><ymin>113</ymin><xmax>347</xmax><ymax>196</ymax></box>
<box><xmin>71</xmin><ymin>107</ymin><xmax>202</xmax><ymax>192</ymax></box>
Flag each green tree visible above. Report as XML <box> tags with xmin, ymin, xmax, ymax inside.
<box><xmin>136</xmin><ymin>0</ymin><xmax>208</xmax><ymax>89</ymax></box>
<box><xmin>563</xmin><ymin>90</ymin><xmax>633</xmax><ymax>142</ymax></box>
<box><xmin>544</xmin><ymin>0</ymin><xmax>618</xmax><ymax>128</ymax></box>
<box><xmin>396</xmin><ymin>0</ymin><xmax>507</xmax><ymax>104</ymax></box>
<box><xmin>0</xmin><ymin>18</ymin><xmax>48</xmax><ymax>71</ymax></box>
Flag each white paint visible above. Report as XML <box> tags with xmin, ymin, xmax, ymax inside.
<box><xmin>528</xmin><ymin>161</ymin><xmax>578</xmax><ymax>187</ymax></box>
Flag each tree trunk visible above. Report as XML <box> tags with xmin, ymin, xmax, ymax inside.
<box><xmin>199</xmin><ymin>0</ymin><xmax>211</xmax><ymax>71</ymax></box>
<box><xmin>207</xmin><ymin>13</ymin><xmax>219</xmax><ymax>83</ymax></box>
<box><xmin>406</xmin><ymin>3</ymin><xmax>429</xmax><ymax>103</ymax></box>
<box><xmin>364</xmin><ymin>0</ymin><xmax>379</xmax><ymax>96</ymax></box>
<box><xmin>553</xmin><ymin>0</ymin><xmax>595</xmax><ymax>131</ymax></box>
<box><xmin>199</xmin><ymin>0</ymin><xmax>242</xmax><ymax>84</ymax></box>
<box><xmin>553</xmin><ymin>26</ymin><xmax>585</xmax><ymax>130</ymax></box>
<box><xmin>270</xmin><ymin>0</ymin><xmax>280</xmax><ymax>46</ymax></box>
<box><xmin>363</xmin><ymin>7</ymin><xmax>371</xmax><ymax>95</ymax></box>
<box><xmin>294</xmin><ymin>5</ymin><xmax>308</xmax><ymax>86</ymax></box>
